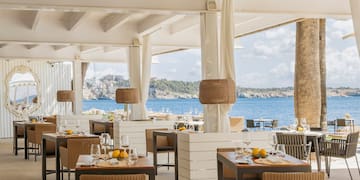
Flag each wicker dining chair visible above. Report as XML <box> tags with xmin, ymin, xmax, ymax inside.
<box><xmin>262</xmin><ymin>172</ymin><xmax>327</xmax><ymax>180</ymax></box>
<box><xmin>319</xmin><ymin>131</ymin><xmax>360</xmax><ymax>179</ymax></box>
<box><xmin>276</xmin><ymin>133</ymin><xmax>312</xmax><ymax>161</ymax></box>
<box><xmin>60</xmin><ymin>138</ymin><xmax>100</xmax><ymax>179</ymax></box>
<box><xmin>264</xmin><ymin>120</ymin><xmax>278</xmax><ymax>129</ymax></box>
<box><xmin>27</xmin><ymin>123</ymin><xmax>56</xmax><ymax>161</ymax></box>
<box><xmin>145</xmin><ymin>128</ymin><xmax>174</xmax><ymax>171</ymax></box>
<box><xmin>246</xmin><ymin>119</ymin><xmax>260</xmax><ymax>130</ymax></box>
<box><xmin>79</xmin><ymin>174</ymin><xmax>146</xmax><ymax>180</ymax></box>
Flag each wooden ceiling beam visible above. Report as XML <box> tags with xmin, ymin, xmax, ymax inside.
<box><xmin>0</xmin><ymin>0</ymin><xmax>208</xmax><ymax>14</ymax></box>
<box><xmin>100</xmin><ymin>13</ymin><xmax>131</xmax><ymax>32</ymax></box>
<box><xmin>137</xmin><ymin>14</ymin><xmax>185</xmax><ymax>36</ymax></box>
<box><xmin>62</xmin><ymin>12</ymin><xmax>89</xmax><ymax>31</ymax></box>
<box><xmin>169</xmin><ymin>16</ymin><xmax>199</xmax><ymax>35</ymax></box>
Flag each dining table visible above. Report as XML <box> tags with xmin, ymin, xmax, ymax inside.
<box><xmin>217</xmin><ymin>151</ymin><xmax>311</xmax><ymax>180</ymax></box>
<box><xmin>75</xmin><ymin>155</ymin><xmax>155</xmax><ymax>180</ymax></box>
<box><xmin>41</xmin><ymin>133</ymin><xmax>99</xmax><ymax>180</ymax></box>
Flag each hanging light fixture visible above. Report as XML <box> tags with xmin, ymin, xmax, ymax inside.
<box><xmin>116</xmin><ymin>88</ymin><xmax>139</xmax><ymax>120</ymax></box>
<box><xmin>57</xmin><ymin>90</ymin><xmax>74</xmax><ymax>115</ymax></box>
<box><xmin>199</xmin><ymin>79</ymin><xmax>236</xmax><ymax>104</ymax></box>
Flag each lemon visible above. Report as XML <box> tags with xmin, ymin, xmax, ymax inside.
<box><xmin>65</xmin><ymin>129</ymin><xmax>73</xmax><ymax>135</ymax></box>
<box><xmin>259</xmin><ymin>149</ymin><xmax>267</xmax><ymax>158</ymax></box>
<box><xmin>252</xmin><ymin>148</ymin><xmax>260</xmax><ymax>157</ymax></box>
<box><xmin>120</xmin><ymin>151</ymin><xmax>128</xmax><ymax>158</ymax></box>
<box><xmin>179</xmin><ymin>127</ymin><xmax>186</xmax><ymax>131</ymax></box>
<box><xmin>112</xmin><ymin>150</ymin><xmax>120</xmax><ymax>158</ymax></box>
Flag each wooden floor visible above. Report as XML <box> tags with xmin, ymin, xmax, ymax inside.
<box><xmin>1</xmin><ymin>138</ymin><xmax>359</xmax><ymax>180</ymax></box>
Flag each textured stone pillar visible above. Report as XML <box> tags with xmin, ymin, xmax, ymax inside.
<box><xmin>294</xmin><ymin>19</ymin><xmax>321</xmax><ymax>127</ymax></box>
<box><xmin>319</xmin><ymin>19</ymin><xmax>327</xmax><ymax>130</ymax></box>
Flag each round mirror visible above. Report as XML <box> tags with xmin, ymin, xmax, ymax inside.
<box><xmin>5</xmin><ymin>65</ymin><xmax>41</xmax><ymax>118</ymax></box>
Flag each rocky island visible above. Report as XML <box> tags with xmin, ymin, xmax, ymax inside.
<box><xmin>83</xmin><ymin>75</ymin><xmax>360</xmax><ymax>100</ymax></box>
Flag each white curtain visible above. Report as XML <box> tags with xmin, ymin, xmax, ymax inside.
<box><xmin>200</xmin><ymin>12</ymin><xmax>221</xmax><ymax>132</ymax></box>
<box><xmin>128</xmin><ymin>36</ymin><xmax>152</xmax><ymax>120</ymax></box>
<box><xmin>219</xmin><ymin>0</ymin><xmax>235</xmax><ymax>132</ymax></box>
<box><xmin>350</xmin><ymin>0</ymin><xmax>360</xmax><ymax>56</ymax></box>
<box><xmin>140</xmin><ymin>35</ymin><xmax>152</xmax><ymax>118</ymax></box>
<box><xmin>128</xmin><ymin>44</ymin><xmax>142</xmax><ymax>120</ymax></box>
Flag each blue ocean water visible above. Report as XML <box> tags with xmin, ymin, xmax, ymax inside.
<box><xmin>83</xmin><ymin>96</ymin><xmax>360</xmax><ymax>127</ymax></box>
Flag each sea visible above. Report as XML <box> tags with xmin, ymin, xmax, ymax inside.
<box><xmin>83</xmin><ymin>96</ymin><xmax>360</xmax><ymax>127</ymax></box>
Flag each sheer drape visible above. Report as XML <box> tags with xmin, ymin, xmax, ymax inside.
<box><xmin>219</xmin><ymin>0</ymin><xmax>235</xmax><ymax>132</ymax></box>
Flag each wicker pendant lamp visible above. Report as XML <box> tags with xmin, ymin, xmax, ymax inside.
<box><xmin>57</xmin><ymin>90</ymin><xmax>74</xmax><ymax>115</ymax></box>
<box><xmin>199</xmin><ymin>79</ymin><xmax>236</xmax><ymax>104</ymax></box>
<box><xmin>116</xmin><ymin>88</ymin><xmax>139</xmax><ymax>120</ymax></box>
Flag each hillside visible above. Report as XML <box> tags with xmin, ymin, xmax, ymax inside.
<box><xmin>83</xmin><ymin>75</ymin><xmax>360</xmax><ymax>100</ymax></box>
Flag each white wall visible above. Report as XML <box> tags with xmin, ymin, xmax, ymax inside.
<box><xmin>178</xmin><ymin>131</ymin><xmax>273</xmax><ymax>180</ymax></box>
<box><xmin>0</xmin><ymin>59</ymin><xmax>71</xmax><ymax>138</ymax></box>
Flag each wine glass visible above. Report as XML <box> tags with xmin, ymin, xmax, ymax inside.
<box><xmin>128</xmin><ymin>147</ymin><xmax>138</xmax><ymax>165</ymax></box>
<box><xmin>75</xmin><ymin>119</ymin><xmax>81</xmax><ymax>133</ymax></box>
<box><xmin>61</xmin><ymin>120</ymin><xmax>68</xmax><ymax>134</ymax></box>
<box><xmin>242</xmin><ymin>132</ymin><xmax>251</xmax><ymax>153</ymax></box>
<box><xmin>276</xmin><ymin>144</ymin><xmax>286</xmax><ymax>158</ymax></box>
<box><xmin>121</xmin><ymin>135</ymin><xmax>130</xmax><ymax>149</ymax></box>
<box><xmin>90</xmin><ymin>144</ymin><xmax>101</xmax><ymax>159</ymax></box>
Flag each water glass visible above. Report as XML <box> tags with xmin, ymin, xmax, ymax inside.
<box><xmin>128</xmin><ymin>148</ymin><xmax>138</xmax><ymax>165</ymax></box>
<box><xmin>121</xmin><ymin>135</ymin><xmax>130</xmax><ymax>148</ymax></box>
<box><xmin>90</xmin><ymin>144</ymin><xmax>101</xmax><ymax>159</ymax></box>
<box><xmin>276</xmin><ymin>144</ymin><xmax>286</xmax><ymax>158</ymax></box>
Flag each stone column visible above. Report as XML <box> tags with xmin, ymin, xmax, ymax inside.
<box><xmin>319</xmin><ymin>19</ymin><xmax>327</xmax><ymax>130</ymax></box>
<box><xmin>294</xmin><ymin>19</ymin><xmax>321</xmax><ymax>127</ymax></box>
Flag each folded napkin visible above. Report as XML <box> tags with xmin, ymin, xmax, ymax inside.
<box><xmin>254</xmin><ymin>156</ymin><xmax>291</xmax><ymax>165</ymax></box>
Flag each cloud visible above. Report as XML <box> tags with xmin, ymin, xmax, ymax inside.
<box><xmin>326</xmin><ymin>45</ymin><xmax>360</xmax><ymax>87</ymax></box>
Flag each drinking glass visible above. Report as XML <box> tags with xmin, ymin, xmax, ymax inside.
<box><xmin>121</xmin><ymin>135</ymin><xmax>130</xmax><ymax>148</ymax></box>
<box><xmin>128</xmin><ymin>148</ymin><xmax>138</xmax><ymax>165</ymax></box>
<box><xmin>276</xmin><ymin>144</ymin><xmax>286</xmax><ymax>158</ymax></box>
<box><xmin>100</xmin><ymin>133</ymin><xmax>111</xmax><ymax>159</ymax></box>
<box><xmin>90</xmin><ymin>144</ymin><xmax>101</xmax><ymax>159</ymax></box>
<box><xmin>300</xmin><ymin>118</ymin><xmax>307</xmax><ymax>127</ymax></box>
<box><xmin>242</xmin><ymin>132</ymin><xmax>251</xmax><ymax>153</ymax></box>
<box><xmin>75</xmin><ymin>119</ymin><xmax>81</xmax><ymax>133</ymax></box>
<box><xmin>269</xmin><ymin>134</ymin><xmax>277</xmax><ymax>155</ymax></box>
<box><xmin>61</xmin><ymin>120</ymin><xmax>68</xmax><ymax>131</ymax></box>
<box><xmin>233</xmin><ymin>140</ymin><xmax>244</xmax><ymax>158</ymax></box>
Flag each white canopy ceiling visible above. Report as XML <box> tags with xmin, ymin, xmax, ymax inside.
<box><xmin>0</xmin><ymin>0</ymin><xmax>353</xmax><ymax>62</ymax></box>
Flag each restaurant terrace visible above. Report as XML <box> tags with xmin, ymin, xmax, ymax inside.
<box><xmin>0</xmin><ymin>0</ymin><xmax>360</xmax><ymax>180</ymax></box>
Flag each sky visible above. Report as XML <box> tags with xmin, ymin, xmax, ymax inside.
<box><xmin>86</xmin><ymin>19</ymin><xmax>360</xmax><ymax>88</ymax></box>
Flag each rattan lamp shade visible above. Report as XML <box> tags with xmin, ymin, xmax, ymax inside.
<box><xmin>116</xmin><ymin>88</ymin><xmax>139</xmax><ymax>104</ymax></box>
<box><xmin>57</xmin><ymin>90</ymin><xmax>75</xmax><ymax>102</ymax></box>
<box><xmin>199</xmin><ymin>79</ymin><xmax>236</xmax><ymax>104</ymax></box>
